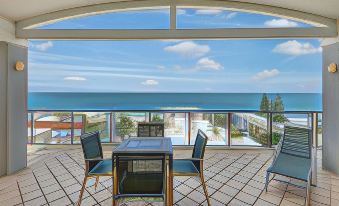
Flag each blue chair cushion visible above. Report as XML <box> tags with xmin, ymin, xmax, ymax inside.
<box><xmin>89</xmin><ymin>160</ymin><xmax>112</xmax><ymax>175</ymax></box>
<box><xmin>173</xmin><ymin>160</ymin><xmax>199</xmax><ymax>174</ymax></box>
<box><xmin>267</xmin><ymin>153</ymin><xmax>311</xmax><ymax>181</ymax></box>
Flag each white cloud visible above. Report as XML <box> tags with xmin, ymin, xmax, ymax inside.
<box><xmin>160</xmin><ymin>39</ymin><xmax>183</xmax><ymax>43</ymax></box>
<box><xmin>196</xmin><ymin>57</ymin><xmax>223</xmax><ymax>70</ymax></box>
<box><xmin>157</xmin><ymin>65</ymin><xmax>166</xmax><ymax>70</ymax></box>
<box><xmin>264</xmin><ymin>18</ymin><xmax>298</xmax><ymax>27</ymax></box>
<box><xmin>272</xmin><ymin>40</ymin><xmax>322</xmax><ymax>56</ymax></box>
<box><xmin>252</xmin><ymin>69</ymin><xmax>280</xmax><ymax>81</ymax></box>
<box><xmin>64</xmin><ymin>76</ymin><xmax>87</xmax><ymax>81</ymax></box>
<box><xmin>195</xmin><ymin>9</ymin><xmax>223</xmax><ymax>15</ymax></box>
<box><xmin>224</xmin><ymin>12</ymin><xmax>237</xmax><ymax>20</ymax></box>
<box><xmin>31</xmin><ymin>41</ymin><xmax>54</xmax><ymax>51</ymax></box>
<box><xmin>164</xmin><ymin>41</ymin><xmax>210</xmax><ymax>58</ymax></box>
<box><xmin>141</xmin><ymin>79</ymin><xmax>159</xmax><ymax>85</ymax></box>
<box><xmin>177</xmin><ymin>9</ymin><xmax>186</xmax><ymax>15</ymax></box>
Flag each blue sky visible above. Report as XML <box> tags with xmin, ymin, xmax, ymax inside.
<box><xmin>28</xmin><ymin>8</ymin><xmax>322</xmax><ymax>93</ymax></box>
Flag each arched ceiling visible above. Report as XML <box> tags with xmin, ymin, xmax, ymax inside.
<box><xmin>0</xmin><ymin>0</ymin><xmax>338</xmax><ymax>22</ymax></box>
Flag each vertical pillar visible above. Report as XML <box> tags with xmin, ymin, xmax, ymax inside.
<box><xmin>0</xmin><ymin>41</ymin><xmax>28</xmax><ymax>176</ymax></box>
<box><xmin>322</xmin><ymin>40</ymin><xmax>339</xmax><ymax>174</ymax></box>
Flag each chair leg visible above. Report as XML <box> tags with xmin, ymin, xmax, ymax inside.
<box><xmin>265</xmin><ymin>172</ymin><xmax>270</xmax><ymax>192</ymax></box>
<box><xmin>77</xmin><ymin>176</ymin><xmax>88</xmax><ymax>206</ymax></box>
<box><xmin>94</xmin><ymin>176</ymin><xmax>99</xmax><ymax>191</ymax></box>
<box><xmin>306</xmin><ymin>172</ymin><xmax>312</xmax><ymax>206</ymax></box>
<box><xmin>200</xmin><ymin>174</ymin><xmax>211</xmax><ymax>206</ymax></box>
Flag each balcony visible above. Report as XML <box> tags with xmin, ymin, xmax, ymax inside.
<box><xmin>1</xmin><ymin>1</ymin><xmax>339</xmax><ymax>206</ymax></box>
<box><xmin>0</xmin><ymin>145</ymin><xmax>336</xmax><ymax>206</ymax></box>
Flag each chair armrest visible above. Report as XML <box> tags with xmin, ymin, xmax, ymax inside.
<box><xmin>173</xmin><ymin>158</ymin><xmax>203</xmax><ymax>161</ymax></box>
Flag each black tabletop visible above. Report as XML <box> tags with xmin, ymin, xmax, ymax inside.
<box><xmin>112</xmin><ymin>137</ymin><xmax>173</xmax><ymax>155</ymax></box>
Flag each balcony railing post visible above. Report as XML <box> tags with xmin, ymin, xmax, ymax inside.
<box><xmin>30</xmin><ymin>112</ymin><xmax>34</xmax><ymax>144</ymax></box>
<box><xmin>311</xmin><ymin>112</ymin><xmax>318</xmax><ymax>185</ymax></box>
<box><xmin>228</xmin><ymin>113</ymin><xmax>232</xmax><ymax>146</ymax></box>
<box><xmin>110</xmin><ymin>112</ymin><xmax>113</xmax><ymax>143</ymax></box>
<box><xmin>71</xmin><ymin>112</ymin><xmax>74</xmax><ymax>144</ymax></box>
<box><xmin>312</xmin><ymin>113</ymin><xmax>318</xmax><ymax>147</ymax></box>
<box><xmin>188</xmin><ymin>112</ymin><xmax>191</xmax><ymax>145</ymax></box>
<box><xmin>267</xmin><ymin>112</ymin><xmax>272</xmax><ymax>147</ymax></box>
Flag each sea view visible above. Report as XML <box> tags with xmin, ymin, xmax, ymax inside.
<box><xmin>28</xmin><ymin>92</ymin><xmax>322</xmax><ymax>111</ymax></box>
<box><xmin>28</xmin><ymin>92</ymin><xmax>322</xmax><ymax>145</ymax></box>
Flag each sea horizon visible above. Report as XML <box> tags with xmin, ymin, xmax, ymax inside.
<box><xmin>28</xmin><ymin>92</ymin><xmax>322</xmax><ymax>112</ymax></box>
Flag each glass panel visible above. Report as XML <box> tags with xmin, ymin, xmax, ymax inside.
<box><xmin>191</xmin><ymin>113</ymin><xmax>228</xmax><ymax>145</ymax></box>
<box><xmin>317</xmin><ymin>113</ymin><xmax>322</xmax><ymax>148</ymax></box>
<box><xmin>113</xmin><ymin>112</ymin><xmax>147</xmax><ymax>142</ymax></box>
<box><xmin>38</xmin><ymin>8</ymin><xmax>169</xmax><ymax>29</ymax></box>
<box><xmin>177</xmin><ymin>7</ymin><xmax>314</xmax><ymax>29</ymax></box>
<box><xmin>231</xmin><ymin>113</ymin><xmax>265</xmax><ymax>146</ymax></box>
<box><xmin>73</xmin><ymin>112</ymin><xmax>111</xmax><ymax>143</ymax></box>
<box><xmin>27</xmin><ymin>112</ymin><xmax>32</xmax><ymax>144</ymax></box>
<box><xmin>33</xmin><ymin>112</ymin><xmax>72</xmax><ymax>144</ymax></box>
<box><xmin>272</xmin><ymin>113</ymin><xmax>311</xmax><ymax>145</ymax></box>
<box><xmin>164</xmin><ymin>113</ymin><xmax>187</xmax><ymax>145</ymax></box>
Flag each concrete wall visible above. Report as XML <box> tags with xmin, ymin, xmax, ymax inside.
<box><xmin>0</xmin><ymin>42</ymin><xmax>27</xmax><ymax>176</ymax></box>
<box><xmin>322</xmin><ymin>42</ymin><xmax>339</xmax><ymax>174</ymax></box>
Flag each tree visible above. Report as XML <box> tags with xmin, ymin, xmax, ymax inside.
<box><xmin>272</xmin><ymin>94</ymin><xmax>288</xmax><ymax>123</ymax></box>
<box><xmin>214</xmin><ymin>114</ymin><xmax>226</xmax><ymax>128</ymax></box>
<box><xmin>211</xmin><ymin>126</ymin><xmax>222</xmax><ymax>140</ymax></box>
<box><xmin>116</xmin><ymin>113</ymin><xmax>136</xmax><ymax>138</ymax></box>
<box><xmin>151</xmin><ymin>114</ymin><xmax>163</xmax><ymax>122</ymax></box>
<box><xmin>260</xmin><ymin>93</ymin><xmax>271</xmax><ymax>112</ymax></box>
<box><xmin>273</xmin><ymin>94</ymin><xmax>284</xmax><ymax>112</ymax></box>
<box><xmin>231</xmin><ymin>125</ymin><xmax>243</xmax><ymax>137</ymax></box>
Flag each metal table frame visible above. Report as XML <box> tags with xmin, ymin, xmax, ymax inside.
<box><xmin>112</xmin><ymin>138</ymin><xmax>173</xmax><ymax>206</ymax></box>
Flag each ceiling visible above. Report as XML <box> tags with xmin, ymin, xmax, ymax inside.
<box><xmin>0</xmin><ymin>0</ymin><xmax>338</xmax><ymax>22</ymax></box>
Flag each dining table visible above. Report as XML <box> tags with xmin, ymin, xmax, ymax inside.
<box><xmin>112</xmin><ymin>137</ymin><xmax>173</xmax><ymax>206</ymax></box>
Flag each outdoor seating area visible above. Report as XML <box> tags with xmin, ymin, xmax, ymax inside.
<box><xmin>0</xmin><ymin>144</ymin><xmax>338</xmax><ymax>206</ymax></box>
<box><xmin>1</xmin><ymin>0</ymin><xmax>339</xmax><ymax>206</ymax></box>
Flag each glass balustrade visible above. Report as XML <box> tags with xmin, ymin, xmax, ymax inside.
<box><xmin>27</xmin><ymin>111</ymin><xmax>321</xmax><ymax>146</ymax></box>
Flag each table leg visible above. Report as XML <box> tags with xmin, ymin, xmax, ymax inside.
<box><xmin>163</xmin><ymin>155</ymin><xmax>169</xmax><ymax>206</ymax></box>
<box><xmin>113</xmin><ymin>156</ymin><xmax>118</xmax><ymax>206</ymax></box>
<box><xmin>168</xmin><ymin>155</ymin><xmax>173</xmax><ymax>206</ymax></box>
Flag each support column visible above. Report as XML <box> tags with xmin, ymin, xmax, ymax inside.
<box><xmin>0</xmin><ymin>18</ymin><xmax>28</xmax><ymax>176</ymax></box>
<box><xmin>322</xmin><ymin>38</ymin><xmax>339</xmax><ymax>174</ymax></box>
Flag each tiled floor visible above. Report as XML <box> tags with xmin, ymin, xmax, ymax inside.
<box><xmin>0</xmin><ymin>147</ymin><xmax>338</xmax><ymax>206</ymax></box>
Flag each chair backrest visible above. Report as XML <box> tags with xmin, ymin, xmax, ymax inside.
<box><xmin>281</xmin><ymin>126</ymin><xmax>311</xmax><ymax>159</ymax></box>
<box><xmin>80</xmin><ymin>131</ymin><xmax>103</xmax><ymax>160</ymax></box>
<box><xmin>192</xmin><ymin>129</ymin><xmax>208</xmax><ymax>159</ymax></box>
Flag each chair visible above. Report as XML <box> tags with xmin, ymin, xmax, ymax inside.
<box><xmin>78</xmin><ymin>131</ymin><xmax>112</xmax><ymax>206</ymax></box>
<box><xmin>173</xmin><ymin>129</ymin><xmax>211</xmax><ymax>206</ymax></box>
<box><xmin>265</xmin><ymin>126</ymin><xmax>313</xmax><ymax>205</ymax></box>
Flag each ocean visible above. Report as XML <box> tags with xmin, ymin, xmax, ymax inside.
<box><xmin>28</xmin><ymin>92</ymin><xmax>322</xmax><ymax>112</ymax></box>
